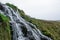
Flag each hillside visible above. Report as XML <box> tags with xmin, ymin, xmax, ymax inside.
<box><xmin>0</xmin><ymin>3</ymin><xmax>60</xmax><ymax>40</ymax></box>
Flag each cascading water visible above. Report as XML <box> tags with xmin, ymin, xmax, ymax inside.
<box><xmin>0</xmin><ymin>3</ymin><xmax>52</xmax><ymax>40</ymax></box>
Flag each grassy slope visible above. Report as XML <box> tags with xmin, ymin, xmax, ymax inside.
<box><xmin>6</xmin><ymin>3</ymin><xmax>60</xmax><ymax>40</ymax></box>
<box><xmin>0</xmin><ymin>14</ymin><xmax>11</xmax><ymax>40</ymax></box>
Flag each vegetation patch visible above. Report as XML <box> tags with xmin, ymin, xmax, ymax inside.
<box><xmin>6</xmin><ymin>3</ymin><xmax>17</xmax><ymax>11</ymax></box>
<box><xmin>0</xmin><ymin>13</ymin><xmax>11</xmax><ymax>40</ymax></box>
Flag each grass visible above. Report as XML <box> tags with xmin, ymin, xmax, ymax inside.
<box><xmin>6</xmin><ymin>3</ymin><xmax>17</xmax><ymax>11</ymax></box>
<box><xmin>29</xmin><ymin>19</ymin><xmax>60</xmax><ymax>40</ymax></box>
<box><xmin>0</xmin><ymin>13</ymin><xmax>11</xmax><ymax>40</ymax></box>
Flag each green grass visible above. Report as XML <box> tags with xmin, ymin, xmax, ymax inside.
<box><xmin>29</xmin><ymin>19</ymin><xmax>60</xmax><ymax>40</ymax></box>
<box><xmin>0</xmin><ymin>13</ymin><xmax>11</xmax><ymax>40</ymax></box>
<box><xmin>6</xmin><ymin>3</ymin><xmax>17</xmax><ymax>11</ymax></box>
<box><xmin>6</xmin><ymin>3</ymin><xmax>60</xmax><ymax>40</ymax></box>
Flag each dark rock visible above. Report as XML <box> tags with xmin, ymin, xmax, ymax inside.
<box><xmin>0</xmin><ymin>3</ymin><xmax>4</xmax><ymax>11</ymax></box>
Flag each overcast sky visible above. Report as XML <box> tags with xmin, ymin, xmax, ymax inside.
<box><xmin>0</xmin><ymin>0</ymin><xmax>60</xmax><ymax>20</ymax></box>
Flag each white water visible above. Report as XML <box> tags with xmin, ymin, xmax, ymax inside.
<box><xmin>0</xmin><ymin>3</ymin><xmax>52</xmax><ymax>40</ymax></box>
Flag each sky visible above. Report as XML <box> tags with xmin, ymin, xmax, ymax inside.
<box><xmin>0</xmin><ymin>0</ymin><xmax>60</xmax><ymax>20</ymax></box>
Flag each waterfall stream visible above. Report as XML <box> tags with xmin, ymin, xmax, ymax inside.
<box><xmin>0</xmin><ymin>3</ymin><xmax>52</xmax><ymax>40</ymax></box>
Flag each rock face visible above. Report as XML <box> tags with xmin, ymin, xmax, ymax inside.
<box><xmin>0</xmin><ymin>3</ymin><xmax>52</xmax><ymax>40</ymax></box>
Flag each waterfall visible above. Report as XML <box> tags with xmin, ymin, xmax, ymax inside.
<box><xmin>0</xmin><ymin>3</ymin><xmax>52</xmax><ymax>40</ymax></box>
